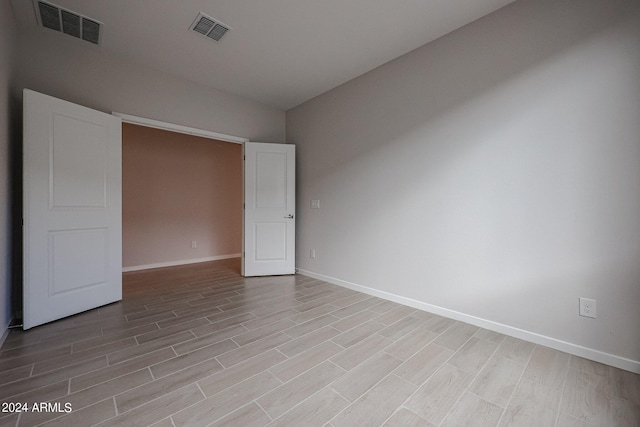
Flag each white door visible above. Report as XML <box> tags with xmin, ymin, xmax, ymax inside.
<box><xmin>243</xmin><ymin>142</ymin><xmax>295</xmax><ymax>276</ymax></box>
<box><xmin>23</xmin><ymin>89</ymin><xmax>122</xmax><ymax>329</ymax></box>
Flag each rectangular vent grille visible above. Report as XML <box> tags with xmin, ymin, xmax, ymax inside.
<box><xmin>35</xmin><ymin>1</ymin><xmax>102</xmax><ymax>45</ymax></box>
<box><xmin>191</xmin><ymin>12</ymin><xmax>230</xmax><ymax>42</ymax></box>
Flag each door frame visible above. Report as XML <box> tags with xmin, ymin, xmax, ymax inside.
<box><xmin>113</xmin><ymin>113</ymin><xmax>248</xmax><ymax>145</ymax></box>
<box><xmin>113</xmin><ymin>113</ymin><xmax>250</xmax><ymax>272</ymax></box>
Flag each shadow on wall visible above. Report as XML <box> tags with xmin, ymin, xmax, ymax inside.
<box><xmin>288</xmin><ymin>0</ymin><xmax>640</xmax><ymax>361</ymax></box>
<box><xmin>295</xmin><ymin>0</ymin><xmax>636</xmax><ymax>181</ymax></box>
<box><xmin>10</xmin><ymin>90</ymin><xmax>22</xmax><ymax>323</ymax></box>
<box><xmin>292</xmin><ymin>0</ymin><xmax>640</xmax><ymax>272</ymax></box>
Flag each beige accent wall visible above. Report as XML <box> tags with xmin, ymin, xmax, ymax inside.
<box><xmin>122</xmin><ymin>124</ymin><xmax>242</xmax><ymax>269</ymax></box>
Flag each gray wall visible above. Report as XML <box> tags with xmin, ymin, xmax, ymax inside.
<box><xmin>0</xmin><ymin>0</ymin><xmax>18</xmax><ymax>334</ymax></box>
<box><xmin>15</xmin><ymin>32</ymin><xmax>285</xmax><ymax>143</ymax></box>
<box><xmin>288</xmin><ymin>0</ymin><xmax>640</xmax><ymax>370</ymax></box>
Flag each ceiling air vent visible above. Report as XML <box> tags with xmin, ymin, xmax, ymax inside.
<box><xmin>34</xmin><ymin>0</ymin><xmax>103</xmax><ymax>45</ymax></box>
<box><xmin>190</xmin><ymin>12</ymin><xmax>230</xmax><ymax>42</ymax></box>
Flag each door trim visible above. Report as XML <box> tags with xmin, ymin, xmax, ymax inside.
<box><xmin>113</xmin><ymin>113</ymin><xmax>249</xmax><ymax>144</ymax></box>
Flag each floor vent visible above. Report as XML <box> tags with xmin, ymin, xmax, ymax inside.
<box><xmin>191</xmin><ymin>12</ymin><xmax>230</xmax><ymax>42</ymax></box>
<box><xmin>34</xmin><ymin>0</ymin><xmax>103</xmax><ymax>45</ymax></box>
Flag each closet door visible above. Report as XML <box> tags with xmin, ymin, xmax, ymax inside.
<box><xmin>243</xmin><ymin>142</ymin><xmax>295</xmax><ymax>276</ymax></box>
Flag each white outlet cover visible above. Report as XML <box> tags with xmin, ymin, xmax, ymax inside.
<box><xmin>579</xmin><ymin>297</ymin><xmax>597</xmax><ymax>318</ymax></box>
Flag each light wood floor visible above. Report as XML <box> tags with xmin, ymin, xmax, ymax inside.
<box><xmin>0</xmin><ymin>259</ymin><xmax>638</xmax><ymax>426</ymax></box>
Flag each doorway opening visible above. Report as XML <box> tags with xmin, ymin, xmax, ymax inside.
<box><xmin>119</xmin><ymin>115</ymin><xmax>247</xmax><ymax>274</ymax></box>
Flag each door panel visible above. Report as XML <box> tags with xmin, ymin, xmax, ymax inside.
<box><xmin>255</xmin><ymin>222</ymin><xmax>287</xmax><ymax>260</ymax></box>
<box><xmin>50</xmin><ymin>114</ymin><xmax>108</xmax><ymax>208</ymax></box>
<box><xmin>49</xmin><ymin>228</ymin><xmax>108</xmax><ymax>294</ymax></box>
<box><xmin>256</xmin><ymin>151</ymin><xmax>287</xmax><ymax>208</ymax></box>
<box><xmin>243</xmin><ymin>142</ymin><xmax>295</xmax><ymax>276</ymax></box>
<box><xmin>23</xmin><ymin>89</ymin><xmax>122</xmax><ymax>329</ymax></box>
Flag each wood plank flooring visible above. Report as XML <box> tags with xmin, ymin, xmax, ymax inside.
<box><xmin>0</xmin><ymin>259</ymin><xmax>638</xmax><ymax>426</ymax></box>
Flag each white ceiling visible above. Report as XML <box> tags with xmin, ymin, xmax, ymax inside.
<box><xmin>10</xmin><ymin>0</ymin><xmax>518</xmax><ymax>110</ymax></box>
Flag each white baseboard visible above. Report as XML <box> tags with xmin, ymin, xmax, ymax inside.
<box><xmin>296</xmin><ymin>268</ymin><xmax>640</xmax><ymax>374</ymax></box>
<box><xmin>123</xmin><ymin>254</ymin><xmax>241</xmax><ymax>272</ymax></box>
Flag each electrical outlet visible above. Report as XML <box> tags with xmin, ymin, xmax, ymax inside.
<box><xmin>310</xmin><ymin>249</ymin><xmax>316</xmax><ymax>259</ymax></box>
<box><xmin>311</xmin><ymin>200</ymin><xmax>320</xmax><ymax>209</ymax></box>
<box><xmin>579</xmin><ymin>298</ymin><xmax>597</xmax><ymax>318</ymax></box>
<box><xmin>191</xmin><ymin>240</ymin><xmax>197</xmax><ymax>249</ymax></box>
